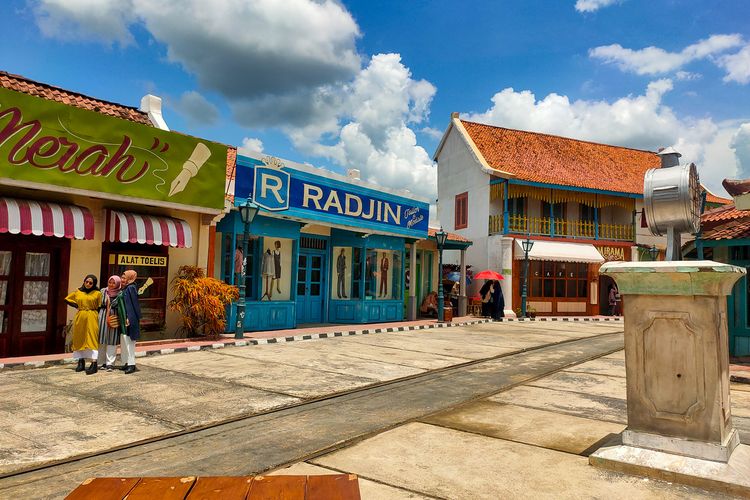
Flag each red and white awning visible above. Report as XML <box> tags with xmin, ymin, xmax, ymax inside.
<box><xmin>0</xmin><ymin>198</ymin><xmax>94</xmax><ymax>240</ymax></box>
<box><xmin>107</xmin><ymin>210</ymin><xmax>192</xmax><ymax>248</ymax></box>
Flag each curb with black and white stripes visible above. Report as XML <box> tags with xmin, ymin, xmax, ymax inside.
<box><xmin>0</xmin><ymin>316</ymin><xmax>622</xmax><ymax>371</ymax></box>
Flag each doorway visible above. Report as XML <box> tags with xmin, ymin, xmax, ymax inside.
<box><xmin>296</xmin><ymin>249</ymin><xmax>326</xmax><ymax>324</ymax></box>
<box><xmin>0</xmin><ymin>234</ymin><xmax>69</xmax><ymax>357</ymax></box>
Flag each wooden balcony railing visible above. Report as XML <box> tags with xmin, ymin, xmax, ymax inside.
<box><xmin>488</xmin><ymin>214</ymin><xmax>634</xmax><ymax>241</ymax></box>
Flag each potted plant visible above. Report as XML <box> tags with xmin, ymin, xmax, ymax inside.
<box><xmin>169</xmin><ymin>265</ymin><xmax>239</xmax><ymax>339</ymax></box>
<box><xmin>527</xmin><ymin>306</ymin><xmax>537</xmax><ymax>318</ymax></box>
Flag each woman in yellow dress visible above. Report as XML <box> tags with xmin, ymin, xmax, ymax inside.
<box><xmin>65</xmin><ymin>274</ymin><xmax>102</xmax><ymax>375</ymax></box>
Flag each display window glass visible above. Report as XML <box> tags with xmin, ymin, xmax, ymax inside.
<box><xmin>364</xmin><ymin>249</ymin><xmax>402</xmax><ymax>300</ymax></box>
<box><xmin>103</xmin><ymin>245</ymin><xmax>168</xmax><ymax>331</ymax></box>
<box><xmin>331</xmin><ymin>247</ymin><xmax>353</xmax><ymax>300</ymax></box>
<box><xmin>260</xmin><ymin>237</ymin><xmax>292</xmax><ymax>301</ymax></box>
<box><xmin>529</xmin><ymin>261</ymin><xmax>588</xmax><ymax>299</ymax></box>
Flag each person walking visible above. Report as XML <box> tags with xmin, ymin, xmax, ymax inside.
<box><xmin>120</xmin><ymin>270</ymin><xmax>142</xmax><ymax>374</ymax></box>
<box><xmin>65</xmin><ymin>274</ymin><xmax>102</xmax><ymax>375</ymax></box>
<box><xmin>492</xmin><ymin>280</ymin><xmax>505</xmax><ymax>320</ymax></box>
<box><xmin>97</xmin><ymin>275</ymin><xmax>124</xmax><ymax>371</ymax></box>
<box><xmin>479</xmin><ymin>280</ymin><xmax>494</xmax><ymax>318</ymax></box>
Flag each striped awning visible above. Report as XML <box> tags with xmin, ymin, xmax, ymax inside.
<box><xmin>0</xmin><ymin>198</ymin><xmax>94</xmax><ymax>240</ymax></box>
<box><xmin>107</xmin><ymin>210</ymin><xmax>192</xmax><ymax>248</ymax></box>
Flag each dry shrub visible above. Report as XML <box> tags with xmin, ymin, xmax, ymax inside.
<box><xmin>169</xmin><ymin>265</ymin><xmax>239</xmax><ymax>338</ymax></box>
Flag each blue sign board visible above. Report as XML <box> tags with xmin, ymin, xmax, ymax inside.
<box><xmin>235</xmin><ymin>154</ymin><xmax>429</xmax><ymax>238</ymax></box>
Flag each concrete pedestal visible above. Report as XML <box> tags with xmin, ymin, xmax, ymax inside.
<box><xmin>591</xmin><ymin>261</ymin><xmax>747</xmax><ymax>494</ymax></box>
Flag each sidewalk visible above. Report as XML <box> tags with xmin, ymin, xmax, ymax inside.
<box><xmin>1</xmin><ymin>315</ymin><xmax>624</xmax><ymax>372</ymax></box>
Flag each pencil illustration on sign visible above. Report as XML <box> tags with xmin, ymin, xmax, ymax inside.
<box><xmin>169</xmin><ymin>143</ymin><xmax>212</xmax><ymax>196</ymax></box>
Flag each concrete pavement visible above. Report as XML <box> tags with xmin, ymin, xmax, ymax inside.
<box><xmin>0</xmin><ymin>320</ymin><xmax>747</xmax><ymax>498</ymax></box>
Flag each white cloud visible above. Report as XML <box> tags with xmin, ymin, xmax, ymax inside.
<box><xmin>30</xmin><ymin>0</ymin><xmax>437</xmax><ymax>200</ymax></box>
<box><xmin>31</xmin><ymin>0</ymin><xmax>137</xmax><ymax>46</ymax></box>
<box><xmin>718</xmin><ymin>45</ymin><xmax>750</xmax><ymax>84</ymax></box>
<box><xmin>421</xmin><ymin>127</ymin><xmax>444</xmax><ymax>140</ymax></box>
<box><xmin>731</xmin><ymin>123</ymin><xmax>750</xmax><ymax>179</ymax></box>
<box><xmin>675</xmin><ymin>71</ymin><xmax>701</xmax><ymax>81</ymax></box>
<box><xmin>240</xmin><ymin>137</ymin><xmax>264</xmax><ymax>153</ymax></box>
<box><xmin>589</xmin><ymin>34</ymin><xmax>744</xmax><ymax>76</ymax></box>
<box><xmin>172</xmin><ymin>91</ymin><xmax>219</xmax><ymax>126</ymax></box>
<box><xmin>575</xmin><ymin>0</ymin><xmax>621</xmax><ymax>13</ymax></box>
<box><xmin>286</xmin><ymin>54</ymin><xmax>438</xmax><ymax>200</ymax></box>
<box><xmin>462</xmin><ymin>80</ymin><xmax>739</xmax><ymax>195</ymax></box>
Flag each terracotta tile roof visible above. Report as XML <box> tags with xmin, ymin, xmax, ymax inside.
<box><xmin>428</xmin><ymin>227</ymin><xmax>470</xmax><ymax>243</ymax></box>
<box><xmin>701</xmin><ymin>204</ymin><xmax>750</xmax><ymax>240</ymax></box>
<box><xmin>459</xmin><ymin>120</ymin><xmax>661</xmax><ymax>195</ymax></box>
<box><xmin>0</xmin><ymin>70</ymin><xmax>150</xmax><ymax>125</ymax></box>
<box><xmin>704</xmin><ymin>192</ymin><xmax>732</xmax><ymax>205</ymax></box>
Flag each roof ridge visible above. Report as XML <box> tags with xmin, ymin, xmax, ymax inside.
<box><xmin>0</xmin><ymin>70</ymin><xmax>145</xmax><ymax>114</ymax></box>
<box><xmin>459</xmin><ymin>118</ymin><xmax>658</xmax><ymax>156</ymax></box>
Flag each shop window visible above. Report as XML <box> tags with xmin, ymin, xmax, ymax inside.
<box><xmin>363</xmin><ymin>249</ymin><xmax>402</xmax><ymax>300</ymax></box>
<box><xmin>527</xmin><ymin>261</ymin><xmax>589</xmax><ymax>300</ymax></box>
<box><xmin>331</xmin><ymin>247</ymin><xmax>353</xmax><ymax>300</ymax></box>
<box><xmin>352</xmin><ymin>248</ymin><xmax>362</xmax><ymax>299</ymax></box>
<box><xmin>224</xmin><ymin>234</ymin><xmax>260</xmax><ymax>301</ymax></box>
<box><xmin>455</xmin><ymin>192</ymin><xmax>468</xmax><ymax>230</ymax></box>
<box><xmin>260</xmin><ymin>237</ymin><xmax>292</xmax><ymax>301</ymax></box>
<box><xmin>102</xmin><ymin>243</ymin><xmax>169</xmax><ymax>332</ymax></box>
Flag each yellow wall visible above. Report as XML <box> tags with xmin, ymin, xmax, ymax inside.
<box><xmin>57</xmin><ymin>195</ymin><xmax>210</xmax><ymax>336</ymax></box>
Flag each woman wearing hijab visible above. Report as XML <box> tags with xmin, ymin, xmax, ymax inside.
<box><xmin>97</xmin><ymin>275</ymin><xmax>124</xmax><ymax>371</ymax></box>
<box><xmin>65</xmin><ymin>274</ymin><xmax>102</xmax><ymax>375</ymax></box>
<box><xmin>492</xmin><ymin>279</ymin><xmax>505</xmax><ymax>320</ymax></box>
<box><xmin>120</xmin><ymin>270</ymin><xmax>142</xmax><ymax>374</ymax></box>
<box><xmin>478</xmin><ymin>280</ymin><xmax>494</xmax><ymax>318</ymax></box>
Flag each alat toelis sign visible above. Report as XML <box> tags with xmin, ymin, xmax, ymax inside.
<box><xmin>0</xmin><ymin>87</ymin><xmax>226</xmax><ymax>211</ymax></box>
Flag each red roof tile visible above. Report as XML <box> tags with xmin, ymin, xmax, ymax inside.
<box><xmin>428</xmin><ymin>227</ymin><xmax>470</xmax><ymax>243</ymax></box>
<box><xmin>459</xmin><ymin>120</ymin><xmax>661</xmax><ymax>195</ymax></box>
<box><xmin>701</xmin><ymin>204</ymin><xmax>750</xmax><ymax>240</ymax></box>
<box><xmin>705</xmin><ymin>192</ymin><xmax>732</xmax><ymax>205</ymax></box>
<box><xmin>0</xmin><ymin>70</ymin><xmax>150</xmax><ymax>125</ymax></box>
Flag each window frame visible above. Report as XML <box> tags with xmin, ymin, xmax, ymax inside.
<box><xmin>455</xmin><ymin>192</ymin><xmax>468</xmax><ymax>230</ymax></box>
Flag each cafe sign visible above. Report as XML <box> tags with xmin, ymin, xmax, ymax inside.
<box><xmin>0</xmin><ymin>87</ymin><xmax>226</xmax><ymax>210</ymax></box>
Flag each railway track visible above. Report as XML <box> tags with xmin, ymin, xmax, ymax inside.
<box><xmin>0</xmin><ymin>331</ymin><xmax>624</xmax><ymax>499</ymax></box>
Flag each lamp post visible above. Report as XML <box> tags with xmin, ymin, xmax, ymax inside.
<box><xmin>521</xmin><ymin>236</ymin><xmax>534</xmax><ymax>318</ymax></box>
<box><xmin>236</xmin><ymin>199</ymin><xmax>259</xmax><ymax>339</ymax></box>
<box><xmin>435</xmin><ymin>227</ymin><xmax>448</xmax><ymax>322</ymax></box>
<box><xmin>649</xmin><ymin>244</ymin><xmax>659</xmax><ymax>261</ymax></box>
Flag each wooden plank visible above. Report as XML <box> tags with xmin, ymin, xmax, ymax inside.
<box><xmin>306</xmin><ymin>474</ymin><xmax>361</xmax><ymax>500</ymax></box>
<box><xmin>247</xmin><ymin>475</ymin><xmax>306</xmax><ymax>499</ymax></box>
<box><xmin>124</xmin><ymin>476</ymin><xmax>196</xmax><ymax>500</ymax></box>
<box><xmin>186</xmin><ymin>476</ymin><xmax>254</xmax><ymax>499</ymax></box>
<box><xmin>65</xmin><ymin>477</ymin><xmax>140</xmax><ymax>500</ymax></box>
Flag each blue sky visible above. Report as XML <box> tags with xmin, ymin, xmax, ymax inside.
<box><xmin>1</xmin><ymin>0</ymin><xmax>749</xmax><ymax>200</ymax></box>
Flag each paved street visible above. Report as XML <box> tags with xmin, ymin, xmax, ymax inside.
<box><xmin>1</xmin><ymin>320</ymin><xmax>748</xmax><ymax>499</ymax></box>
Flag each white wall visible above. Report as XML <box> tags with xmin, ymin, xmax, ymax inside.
<box><xmin>436</xmin><ymin>124</ymin><xmax>494</xmax><ymax>296</ymax></box>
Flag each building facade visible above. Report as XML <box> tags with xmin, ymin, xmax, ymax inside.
<box><xmin>217</xmin><ymin>151</ymin><xmax>430</xmax><ymax>332</ymax></box>
<box><xmin>434</xmin><ymin>114</ymin><xmax>676</xmax><ymax>316</ymax></box>
<box><xmin>0</xmin><ymin>72</ymin><xmax>229</xmax><ymax>357</ymax></box>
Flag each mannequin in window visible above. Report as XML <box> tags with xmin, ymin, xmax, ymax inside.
<box><xmin>379</xmin><ymin>253</ymin><xmax>389</xmax><ymax>297</ymax></box>
<box><xmin>271</xmin><ymin>240</ymin><xmax>282</xmax><ymax>295</ymax></box>
<box><xmin>262</xmin><ymin>247</ymin><xmax>274</xmax><ymax>300</ymax></box>
<box><xmin>336</xmin><ymin>248</ymin><xmax>347</xmax><ymax>298</ymax></box>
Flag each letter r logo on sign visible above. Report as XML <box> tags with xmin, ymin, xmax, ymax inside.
<box><xmin>253</xmin><ymin>165</ymin><xmax>290</xmax><ymax>211</ymax></box>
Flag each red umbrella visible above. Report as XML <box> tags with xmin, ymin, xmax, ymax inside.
<box><xmin>474</xmin><ymin>269</ymin><xmax>504</xmax><ymax>280</ymax></box>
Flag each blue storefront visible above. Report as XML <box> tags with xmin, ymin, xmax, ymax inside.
<box><xmin>217</xmin><ymin>153</ymin><xmax>429</xmax><ymax>332</ymax></box>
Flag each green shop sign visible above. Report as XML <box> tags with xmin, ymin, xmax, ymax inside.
<box><xmin>0</xmin><ymin>87</ymin><xmax>226</xmax><ymax>211</ymax></box>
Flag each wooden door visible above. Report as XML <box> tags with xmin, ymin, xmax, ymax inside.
<box><xmin>0</xmin><ymin>235</ymin><xmax>69</xmax><ymax>357</ymax></box>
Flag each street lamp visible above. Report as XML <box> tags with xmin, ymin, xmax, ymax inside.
<box><xmin>521</xmin><ymin>236</ymin><xmax>534</xmax><ymax>318</ymax></box>
<box><xmin>236</xmin><ymin>198</ymin><xmax>259</xmax><ymax>339</ymax></box>
<box><xmin>435</xmin><ymin>227</ymin><xmax>448</xmax><ymax>322</ymax></box>
<box><xmin>649</xmin><ymin>245</ymin><xmax>659</xmax><ymax>261</ymax></box>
